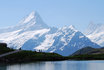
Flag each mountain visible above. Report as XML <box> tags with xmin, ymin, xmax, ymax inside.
<box><xmin>0</xmin><ymin>11</ymin><xmax>100</xmax><ymax>56</ymax></box>
<box><xmin>0</xmin><ymin>11</ymin><xmax>49</xmax><ymax>33</ymax></box>
<box><xmin>34</xmin><ymin>25</ymin><xmax>100</xmax><ymax>56</ymax></box>
<box><xmin>85</xmin><ymin>23</ymin><xmax>104</xmax><ymax>46</ymax></box>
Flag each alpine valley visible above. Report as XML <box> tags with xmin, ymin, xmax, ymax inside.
<box><xmin>0</xmin><ymin>11</ymin><xmax>101</xmax><ymax>56</ymax></box>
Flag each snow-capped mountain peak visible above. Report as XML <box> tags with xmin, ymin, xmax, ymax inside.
<box><xmin>60</xmin><ymin>25</ymin><xmax>78</xmax><ymax>33</ymax></box>
<box><xmin>22</xmin><ymin>11</ymin><xmax>35</xmax><ymax>24</ymax></box>
<box><xmin>19</xmin><ymin>11</ymin><xmax>48</xmax><ymax>27</ymax></box>
<box><xmin>85</xmin><ymin>23</ymin><xmax>104</xmax><ymax>46</ymax></box>
<box><xmin>69</xmin><ymin>25</ymin><xmax>75</xmax><ymax>29</ymax></box>
<box><xmin>69</xmin><ymin>25</ymin><xmax>78</xmax><ymax>32</ymax></box>
<box><xmin>0</xmin><ymin>11</ymin><xmax>49</xmax><ymax>33</ymax></box>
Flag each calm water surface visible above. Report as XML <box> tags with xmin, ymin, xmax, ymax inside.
<box><xmin>0</xmin><ymin>60</ymin><xmax>104</xmax><ymax>70</ymax></box>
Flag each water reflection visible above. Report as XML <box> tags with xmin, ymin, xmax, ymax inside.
<box><xmin>0</xmin><ymin>60</ymin><xmax>104</xmax><ymax>70</ymax></box>
<box><xmin>0</xmin><ymin>64</ymin><xmax>6</xmax><ymax>70</ymax></box>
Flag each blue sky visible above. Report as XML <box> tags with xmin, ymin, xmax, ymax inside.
<box><xmin>0</xmin><ymin>0</ymin><xmax>104</xmax><ymax>31</ymax></box>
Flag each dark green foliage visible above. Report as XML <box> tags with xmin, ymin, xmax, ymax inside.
<box><xmin>68</xmin><ymin>54</ymin><xmax>104</xmax><ymax>60</ymax></box>
<box><xmin>0</xmin><ymin>43</ymin><xmax>67</xmax><ymax>63</ymax></box>
<box><xmin>0</xmin><ymin>43</ymin><xmax>14</xmax><ymax>54</ymax></box>
<box><xmin>0</xmin><ymin>43</ymin><xmax>7</xmax><ymax>47</ymax></box>
<box><xmin>0</xmin><ymin>51</ymin><xmax>67</xmax><ymax>63</ymax></box>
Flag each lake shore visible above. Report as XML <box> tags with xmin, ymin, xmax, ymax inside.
<box><xmin>0</xmin><ymin>50</ymin><xmax>68</xmax><ymax>64</ymax></box>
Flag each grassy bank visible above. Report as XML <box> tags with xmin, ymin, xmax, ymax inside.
<box><xmin>0</xmin><ymin>43</ymin><xmax>67</xmax><ymax>63</ymax></box>
<box><xmin>1</xmin><ymin>43</ymin><xmax>104</xmax><ymax>63</ymax></box>
<box><xmin>68</xmin><ymin>54</ymin><xmax>104</xmax><ymax>60</ymax></box>
<box><xmin>0</xmin><ymin>50</ymin><xmax>67</xmax><ymax>63</ymax></box>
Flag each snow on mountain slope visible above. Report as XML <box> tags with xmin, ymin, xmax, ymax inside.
<box><xmin>0</xmin><ymin>29</ymin><xmax>50</xmax><ymax>49</ymax></box>
<box><xmin>0</xmin><ymin>11</ymin><xmax>50</xmax><ymax>49</ymax></box>
<box><xmin>35</xmin><ymin>25</ymin><xmax>100</xmax><ymax>56</ymax></box>
<box><xmin>85</xmin><ymin>23</ymin><xmax>104</xmax><ymax>46</ymax></box>
<box><xmin>34</xmin><ymin>25</ymin><xmax>78</xmax><ymax>51</ymax></box>
<box><xmin>0</xmin><ymin>11</ymin><xmax>49</xmax><ymax>33</ymax></box>
<box><xmin>0</xmin><ymin>11</ymin><xmax>101</xmax><ymax>56</ymax></box>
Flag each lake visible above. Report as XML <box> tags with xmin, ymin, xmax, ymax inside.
<box><xmin>0</xmin><ymin>60</ymin><xmax>104</xmax><ymax>70</ymax></box>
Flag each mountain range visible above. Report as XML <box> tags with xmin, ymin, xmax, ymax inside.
<box><xmin>85</xmin><ymin>23</ymin><xmax>104</xmax><ymax>47</ymax></box>
<box><xmin>0</xmin><ymin>11</ymin><xmax>100</xmax><ymax>56</ymax></box>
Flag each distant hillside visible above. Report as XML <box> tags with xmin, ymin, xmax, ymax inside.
<box><xmin>72</xmin><ymin>47</ymin><xmax>96</xmax><ymax>55</ymax></box>
<box><xmin>68</xmin><ymin>46</ymin><xmax>104</xmax><ymax>60</ymax></box>
<box><xmin>72</xmin><ymin>46</ymin><xmax>104</xmax><ymax>56</ymax></box>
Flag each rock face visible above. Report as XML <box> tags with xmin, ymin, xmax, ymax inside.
<box><xmin>85</xmin><ymin>23</ymin><xmax>104</xmax><ymax>47</ymax></box>
<box><xmin>0</xmin><ymin>11</ymin><xmax>100</xmax><ymax>56</ymax></box>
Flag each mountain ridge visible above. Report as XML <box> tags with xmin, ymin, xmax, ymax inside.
<box><xmin>85</xmin><ymin>23</ymin><xmax>104</xmax><ymax>46</ymax></box>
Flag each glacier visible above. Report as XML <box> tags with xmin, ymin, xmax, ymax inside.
<box><xmin>0</xmin><ymin>11</ymin><xmax>100</xmax><ymax>56</ymax></box>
